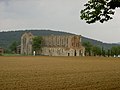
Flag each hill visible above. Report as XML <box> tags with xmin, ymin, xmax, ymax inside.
<box><xmin>0</xmin><ymin>30</ymin><xmax>73</xmax><ymax>49</ymax></box>
<box><xmin>82</xmin><ymin>37</ymin><xmax>119</xmax><ymax>50</ymax></box>
<box><xmin>117</xmin><ymin>42</ymin><xmax>120</xmax><ymax>45</ymax></box>
<box><xmin>0</xmin><ymin>30</ymin><xmax>119</xmax><ymax>50</ymax></box>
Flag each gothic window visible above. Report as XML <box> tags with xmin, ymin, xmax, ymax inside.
<box><xmin>55</xmin><ymin>37</ymin><xmax>57</xmax><ymax>46</ymax></box>
<box><xmin>57</xmin><ymin>37</ymin><xmax>59</xmax><ymax>46</ymax></box>
<box><xmin>62</xmin><ymin>39</ymin><xmax>64</xmax><ymax>46</ymax></box>
<box><xmin>23</xmin><ymin>38</ymin><xmax>26</xmax><ymax>44</ymax></box>
<box><xmin>58</xmin><ymin>36</ymin><xmax>60</xmax><ymax>46</ymax></box>
<box><xmin>66</xmin><ymin>38</ymin><xmax>68</xmax><ymax>47</ymax></box>
<box><xmin>60</xmin><ymin>38</ymin><xmax>62</xmax><ymax>46</ymax></box>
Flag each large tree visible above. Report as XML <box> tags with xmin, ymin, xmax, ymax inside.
<box><xmin>82</xmin><ymin>42</ymin><xmax>93</xmax><ymax>56</ymax></box>
<box><xmin>9</xmin><ymin>41</ymin><xmax>19</xmax><ymax>54</ymax></box>
<box><xmin>80</xmin><ymin>0</ymin><xmax>120</xmax><ymax>24</ymax></box>
<box><xmin>111</xmin><ymin>46</ymin><xmax>120</xmax><ymax>56</ymax></box>
<box><xmin>32</xmin><ymin>36</ymin><xmax>42</xmax><ymax>55</ymax></box>
<box><xmin>92</xmin><ymin>46</ymin><xmax>101</xmax><ymax>56</ymax></box>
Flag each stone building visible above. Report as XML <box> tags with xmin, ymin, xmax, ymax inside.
<box><xmin>21</xmin><ymin>32</ymin><xmax>85</xmax><ymax>56</ymax></box>
<box><xmin>0</xmin><ymin>47</ymin><xmax>4</xmax><ymax>55</ymax></box>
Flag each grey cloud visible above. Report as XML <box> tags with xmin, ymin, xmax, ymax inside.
<box><xmin>0</xmin><ymin>0</ymin><xmax>120</xmax><ymax>43</ymax></box>
<box><xmin>0</xmin><ymin>0</ymin><xmax>10</xmax><ymax>6</ymax></box>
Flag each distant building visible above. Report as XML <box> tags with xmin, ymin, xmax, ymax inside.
<box><xmin>0</xmin><ymin>47</ymin><xmax>4</xmax><ymax>55</ymax></box>
<box><xmin>16</xmin><ymin>45</ymin><xmax>21</xmax><ymax>54</ymax></box>
<box><xmin>21</xmin><ymin>32</ymin><xmax>85</xmax><ymax>56</ymax></box>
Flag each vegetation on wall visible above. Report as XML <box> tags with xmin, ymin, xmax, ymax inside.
<box><xmin>32</xmin><ymin>36</ymin><xmax>42</xmax><ymax>54</ymax></box>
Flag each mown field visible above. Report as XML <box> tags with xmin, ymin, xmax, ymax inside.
<box><xmin>0</xmin><ymin>56</ymin><xmax>120</xmax><ymax>90</ymax></box>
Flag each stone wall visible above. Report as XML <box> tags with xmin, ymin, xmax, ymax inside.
<box><xmin>42</xmin><ymin>35</ymin><xmax>69</xmax><ymax>48</ymax></box>
<box><xmin>21</xmin><ymin>32</ymin><xmax>33</xmax><ymax>55</ymax></box>
<box><xmin>41</xmin><ymin>47</ymin><xmax>85</xmax><ymax>56</ymax></box>
<box><xmin>41</xmin><ymin>35</ymin><xmax>85</xmax><ymax>56</ymax></box>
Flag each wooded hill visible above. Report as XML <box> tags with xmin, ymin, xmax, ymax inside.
<box><xmin>0</xmin><ymin>30</ymin><xmax>119</xmax><ymax>50</ymax></box>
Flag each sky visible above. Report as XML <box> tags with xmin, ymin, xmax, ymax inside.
<box><xmin>0</xmin><ymin>0</ymin><xmax>120</xmax><ymax>43</ymax></box>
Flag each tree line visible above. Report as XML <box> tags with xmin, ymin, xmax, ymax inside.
<box><xmin>7</xmin><ymin>37</ymin><xmax>120</xmax><ymax>57</ymax></box>
<box><xmin>82</xmin><ymin>42</ymin><xmax>120</xmax><ymax>57</ymax></box>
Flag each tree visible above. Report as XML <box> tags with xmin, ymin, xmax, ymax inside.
<box><xmin>92</xmin><ymin>46</ymin><xmax>101</xmax><ymax>56</ymax></box>
<box><xmin>101</xmin><ymin>47</ymin><xmax>106</xmax><ymax>57</ymax></box>
<box><xmin>9</xmin><ymin>41</ymin><xmax>19</xmax><ymax>53</ymax></box>
<box><xmin>106</xmin><ymin>49</ymin><xmax>111</xmax><ymax>57</ymax></box>
<box><xmin>32</xmin><ymin>36</ymin><xmax>42</xmax><ymax>55</ymax></box>
<box><xmin>82</xmin><ymin>42</ymin><xmax>93</xmax><ymax>56</ymax></box>
<box><xmin>80</xmin><ymin>0</ymin><xmax>120</xmax><ymax>24</ymax></box>
<box><xmin>111</xmin><ymin>46</ymin><xmax>120</xmax><ymax>56</ymax></box>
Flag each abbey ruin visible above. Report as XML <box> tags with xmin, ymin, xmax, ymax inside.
<box><xmin>21</xmin><ymin>32</ymin><xmax>85</xmax><ymax>56</ymax></box>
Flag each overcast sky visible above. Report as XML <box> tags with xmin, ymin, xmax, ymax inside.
<box><xmin>0</xmin><ymin>0</ymin><xmax>120</xmax><ymax>43</ymax></box>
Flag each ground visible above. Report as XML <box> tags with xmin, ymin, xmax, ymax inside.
<box><xmin>0</xmin><ymin>56</ymin><xmax>120</xmax><ymax>90</ymax></box>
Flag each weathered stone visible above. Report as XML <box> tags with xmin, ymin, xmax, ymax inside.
<box><xmin>21</xmin><ymin>32</ymin><xmax>85</xmax><ymax>56</ymax></box>
<box><xmin>21</xmin><ymin>32</ymin><xmax>33</xmax><ymax>55</ymax></box>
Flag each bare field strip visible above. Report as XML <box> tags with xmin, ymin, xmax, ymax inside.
<box><xmin>0</xmin><ymin>56</ymin><xmax>120</xmax><ymax>90</ymax></box>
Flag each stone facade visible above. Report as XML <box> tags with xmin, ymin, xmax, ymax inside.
<box><xmin>21</xmin><ymin>32</ymin><xmax>85</xmax><ymax>56</ymax></box>
<box><xmin>21</xmin><ymin>32</ymin><xmax>33</xmax><ymax>55</ymax></box>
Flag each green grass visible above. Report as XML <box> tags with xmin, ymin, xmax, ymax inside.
<box><xmin>3</xmin><ymin>54</ymin><xmax>22</xmax><ymax>56</ymax></box>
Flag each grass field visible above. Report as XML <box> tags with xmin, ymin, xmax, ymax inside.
<box><xmin>0</xmin><ymin>56</ymin><xmax>120</xmax><ymax>90</ymax></box>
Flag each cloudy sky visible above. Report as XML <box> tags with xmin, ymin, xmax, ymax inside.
<box><xmin>0</xmin><ymin>0</ymin><xmax>120</xmax><ymax>43</ymax></box>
